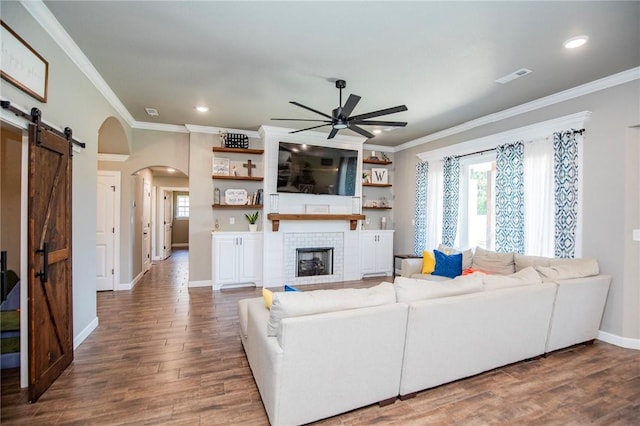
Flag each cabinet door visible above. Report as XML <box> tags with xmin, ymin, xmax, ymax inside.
<box><xmin>238</xmin><ymin>234</ymin><xmax>263</xmax><ymax>284</ymax></box>
<box><xmin>360</xmin><ymin>232</ymin><xmax>377</xmax><ymax>275</ymax></box>
<box><xmin>213</xmin><ymin>235</ymin><xmax>239</xmax><ymax>285</ymax></box>
<box><xmin>375</xmin><ymin>232</ymin><xmax>394</xmax><ymax>274</ymax></box>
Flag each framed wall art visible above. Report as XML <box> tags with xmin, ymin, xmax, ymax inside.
<box><xmin>212</xmin><ymin>158</ymin><xmax>230</xmax><ymax>176</ymax></box>
<box><xmin>1</xmin><ymin>21</ymin><xmax>49</xmax><ymax>103</ymax></box>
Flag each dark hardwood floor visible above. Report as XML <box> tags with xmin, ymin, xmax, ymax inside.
<box><xmin>2</xmin><ymin>248</ymin><xmax>639</xmax><ymax>425</ymax></box>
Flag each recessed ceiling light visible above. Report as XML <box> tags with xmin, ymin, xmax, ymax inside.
<box><xmin>372</xmin><ymin>129</ymin><xmax>382</xmax><ymax>134</ymax></box>
<box><xmin>195</xmin><ymin>106</ymin><xmax>209</xmax><ymax>112</ymax></box>
<box><xmin>564</xmin><ymin>35</ymin><xmax>588</xmax><ymax>49</ymax></box>
<box><xmin>145</xmin><ymin>107</ymin><xmax>159</xmax><ymax>116</ymax></box>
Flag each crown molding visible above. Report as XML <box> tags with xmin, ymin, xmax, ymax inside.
<box><xmin>184</xmin><ymin>124</ymin><xmax>260</xmax><ymax>138</ymax></box>
<box><xmin>417</xmin><ymin>111</ymin><xmax>592</xmax><ymax>162</ymax></box>
<box><xmin>133</xmin><ymin>121</ymin><xmax>189</xmax><ymax>133</ymax></box>
<box><xmin>363</xmin><ymin>143</ymin><xmax>396</xmax><ymax>153</ymax></box>
<box><xmin>22</xmin><ymin>1</ymin><xmax>136</xmax><ymax>127</ymax></box>
<box><xmin>98</xmin><ymin>153</ymin><xmax>129</xmax><ymax>162</ymax></box>
<box><xmin>399</xmin><ymin>67</ymin><xmax>639</xmax><ymax>152</ymax></box>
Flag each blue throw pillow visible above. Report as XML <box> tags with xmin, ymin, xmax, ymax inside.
<box><xmin>284</xmin><ymin>284</ymin><xmax>300</xmax><ymax>292</ymax></box>
<box><xmin>432</xmin><ymin>249</ymin><xmax>463</xmax><ymax>278</ymax></box>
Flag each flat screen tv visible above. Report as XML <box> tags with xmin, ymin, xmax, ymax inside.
<box><xmin>277</xmin><ymin>142</ymin><xmax>358</xmax><ymax>196</ymax></box>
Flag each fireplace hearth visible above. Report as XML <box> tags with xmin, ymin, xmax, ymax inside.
<box><xmin>297</xmin><ymin>247</ymin><xmax>334</xmax><ymax>277</ymax></box>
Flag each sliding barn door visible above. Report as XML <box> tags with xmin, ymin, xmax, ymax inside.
<box><xmin>28</xmin><ymin>122</ymin><xmax>73</xmax><ymax>402</ymax></box>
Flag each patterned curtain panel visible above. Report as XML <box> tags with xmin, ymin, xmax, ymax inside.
<box><xmin>495</xmin><ymin>141</ymin><xmax>525</xmax><ymax>253</ymax></box>
<box><xmin>414</xmin><ymin>161</ymin><xmax>429</xmax><ymax>255</ymax></box>
<box><xmin>442</xmin><ymin>156</ymin><xmax>460</xmax><ymax>247</ymax></box>
<box><xmin>554</xmin><ymin>131</ymin><xmax>579</xmax><ymax>258</ymax></box>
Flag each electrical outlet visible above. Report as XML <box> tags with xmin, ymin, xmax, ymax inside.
<box><xmin>365</xmin><ymin>218</ymin><xmax>370</xmax><ymax>225</ymax></box>
<box><xmin>633</xmin><ymin>229</ymin><xmax>640</xmax><ymax>241</ymax></box>
<box><xmin>229</xmin><ymin>217</ymin><xmax>235</xmax><ymax>225</ymax></box>
<box><xmin>411</xmin><ymin>219</ymin><xmax>415</xmax><ymax>226</ymax></box>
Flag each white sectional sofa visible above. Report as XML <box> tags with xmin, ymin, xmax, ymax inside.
<box><xmin>239</xmin><ymin>283</ymin><xmax>408</xmax><ymax>426</ymax></box>
<box><xmin>239</xmin><ymin>252</ymin><xmax>611</xmax><ymax>425</ymax></box>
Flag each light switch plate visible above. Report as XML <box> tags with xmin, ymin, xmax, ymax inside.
<box><xmin>633</xmin><ymin>229</ymin><xmax>640</xmax><ymax>241</ymax></box>
<box><xmin>230</xmin><ymin>217</ymin><xmax>235</xmax><ymax>225</ymax></box>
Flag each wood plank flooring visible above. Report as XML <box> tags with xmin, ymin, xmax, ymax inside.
<box><xmin>2</xmin><ymin>248</ymin><xmax>639</xmax><ymax>425</ymax></box>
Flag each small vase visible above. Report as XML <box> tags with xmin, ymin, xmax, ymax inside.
<box><xmin>248</xmin><ymin>224</ymin><xmax>258</xmax><ymax>232</ymax></box>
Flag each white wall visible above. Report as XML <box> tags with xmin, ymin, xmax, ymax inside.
<box><xmin>394</xmin><ymin>80</ymin><xmax>640</xmax><ymax>342</ymax></box>
<box><xmin>0</xmin><ymin>2</ymin><xmax>132</xmax><ymax>351</ymax></box>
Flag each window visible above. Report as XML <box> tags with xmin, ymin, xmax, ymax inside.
<box><xmin>459</xmin><ymin>156</ymin><xmax>496</xmax><ymax>251</ymax></box>
<box><xmin>175</xmin><ymin>194</ymin><xmax>189</xmax><ymax>218</ymax></box>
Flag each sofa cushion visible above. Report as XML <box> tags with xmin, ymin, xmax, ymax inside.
<box><xmin>267</xmin><ymin>282</ymin><xmax>396</xmax><ymax>336</ymax></box>
<box><xmin>394</xmin><ymin>275</ymin><xmax>483</xmax><ymax>303</ymax></box>
<box><xmin>421</xmin><ymin>251</ymin><xmax>436</xmax><ymax>274</ymax></box>
<box><xmin>482</xmin><ymin>266</ymin><xmax>542</xmax><ymax>290</ymax></box>
<box><xmin>472</xmin><ymin>246</ymin><xmax>515</xmax><ymax>275</ymax></box>
<box><xmin>432</xmin><ymin>249</ymin><xmax>463</xmax><ymax>278</ymax></box>
<box><xmin>438</xmin><ymin>244</ymin><xmax>473</xmax><ymax>270</ymax></box>
<box><xmin>536</xmin><ymin>258</ymin><xmax>599</xmax><ymax>280</ymax></box>
<box><xmin>514</xmin><ymin>254</ymin><xmax>552</xmax><ymax>272</ymax></box>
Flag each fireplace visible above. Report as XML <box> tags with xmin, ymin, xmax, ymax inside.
<box><xmin>296</xmin><ymin>247</ymin><xmax>334</xmax><ymax>277</ymax></box>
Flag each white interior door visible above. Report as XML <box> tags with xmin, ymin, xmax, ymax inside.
<box><xmin>163</xmin><ymin>190</ymin><xmax>172</xmax><ymax>259</ymax></box>
<box><xmin>142</xmin><ymin>179</ymin><xmax>151</xmax><ymax>272</ymax></box>
<box><xmin>96</xmin><ymin>173</ymin><xmax>116</xmax><ymax>291</ymax></box>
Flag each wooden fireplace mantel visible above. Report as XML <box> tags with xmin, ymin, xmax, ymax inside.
<box><xmin>266</xmin><ymin>213</ymin><xmax>366</xmax><ymax>232</ymax></box>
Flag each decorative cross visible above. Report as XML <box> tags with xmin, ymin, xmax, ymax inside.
<box><xmin>243</xmin><ymin>159</ymin><xmax>256</xmax><ymax>177</ymax></box>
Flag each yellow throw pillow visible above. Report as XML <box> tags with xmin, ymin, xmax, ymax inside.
<box><xmin>262</xmin><ymin>288</ymin><xmax>273</xmax><ymax>309</ymax></box>
<box><xmin>422</xmin><ymin>251</ymin><xmax>436</xmax><ymax>274</ymax></box>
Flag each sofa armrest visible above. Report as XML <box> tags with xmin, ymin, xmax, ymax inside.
<box><xmin>401</xmin><ymin>258</ymin><xmax>423</xmax><ymax>277</ymax></box>
<box><xmin>546</xmin><ymin>274</ymin><xmax>611</xmax><ymax>352</ymax></box>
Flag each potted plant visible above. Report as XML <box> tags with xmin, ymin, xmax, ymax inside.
<box><xmin>245</xmin><ymin>211</ymin><xmax>259</xmax><ymax>232</ymax></box>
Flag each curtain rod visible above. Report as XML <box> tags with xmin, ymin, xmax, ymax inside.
<box><xmin>455</xmin><ymin>128</ymin><xmax>586</xmax><ymax>160</ymax></box>
<box><xmin>0</xmin><ymin>100</ymin><xmax>86</xmax><ymax>149</ymax></box>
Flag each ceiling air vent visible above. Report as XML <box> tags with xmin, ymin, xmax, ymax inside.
<box><xmin>145</xmin><ymin>107</ymin><xmax>159</xmax><ymax>116</ymax></box>
<box><xmin>495</xmin><ymin>68</ymin><xmax>532</xmax><ymax>84</ymax></box>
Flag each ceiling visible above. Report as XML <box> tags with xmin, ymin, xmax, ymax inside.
<box><xmin>43</xmin><ymin>1</ymin><xmax>640</xmax><ymax>147</ymax></box>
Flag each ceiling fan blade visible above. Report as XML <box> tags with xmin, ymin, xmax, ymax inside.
<box><xmin>290</xmin><ymin>101</ymin><xmax>333</xmax><ymax>119</ymax></box>
<box><xmin>327</xmin><ymin>128</ymin><xmax>339</xmax><ymax>139</ymax></box>
<box><xmin>347</xmin><ymin>125</ymin><xmax>375</xmax><ymax>139</ymax></box>
<box><xmin>349</xmin><ymin>105</ymin><xmax>408</xmax><ymax>121</ymax></box>
<box><xmin>272</xmin><ymin>118</ymin><xmax>332</xmax><ymax>123</ymax></box>
<box><xmin>289</xmin><ymin>123</ymin><xmax>330</xmax><ymax>134</ymax></box>
<box><xmin>349</xmin><ymin>120</ymin><xmax>408</xmax><ymax>127</ymax></box>
<box><xmin>341</xmin><ymin>94</ymin><xmax>361</xmax><ymax>118</ymax></box>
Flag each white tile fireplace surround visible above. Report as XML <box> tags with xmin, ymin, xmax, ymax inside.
<box><xmin>284</xmin><ymin>232</ymin><xmax>344</xmax><ymax>285</ymax></box>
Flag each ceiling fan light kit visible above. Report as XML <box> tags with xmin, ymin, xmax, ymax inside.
<box><xmin>272</xmin><ymin>79</ymin><xmax>408</xmax><ymax>139</ymax></box>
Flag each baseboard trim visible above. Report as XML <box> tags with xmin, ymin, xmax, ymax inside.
<box><xmin>598</xmin><ymin>330</ymin><xmax>640</xmax><ymax>350</ymax></box>
<box><xmin>74</xmin><ymin>316</ymin><xmax>99</xmax><ymax>350</ymax></box>
<box><xmin>189</xmin><ymin>280</ymin><xmax>212</xmax><ymax>288</ymax></box>
<box><xmin>172</xmin><ymin>243</ymin><xmax>189</xmax><ymax>248</ymax></box>
<box><xmin>118</xmin><ymin>271</ymin><xmax>144</xmax><ymax>291</ymax></box>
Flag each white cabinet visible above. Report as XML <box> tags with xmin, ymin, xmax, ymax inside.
<box><xmin>212</xmin><ymin>232</ymin><xmax>263</xmax><ymax>289</ymax></box>
<box><xmin>360</xmin><ymin>230</ymin><xmax>394</xmax><ymax>277</ymax></box>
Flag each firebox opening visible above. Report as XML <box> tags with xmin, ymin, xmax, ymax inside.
<box><xmin>296</xmin><ymin>247</ymin><xmax>334</xmax><ymax>277</ymax></box>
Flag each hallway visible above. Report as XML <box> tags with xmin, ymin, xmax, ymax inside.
<box><xmin>1</xmin><ymin>249</ymin><xmax>639</xmax><ymax>424</ymax></box>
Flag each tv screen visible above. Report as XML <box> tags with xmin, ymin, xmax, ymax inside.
<box><xmin>277</xmin><ymin>142</ymin><xmax>358</xmax><ymax>196</ymax></box>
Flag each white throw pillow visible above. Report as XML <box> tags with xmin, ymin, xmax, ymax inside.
<box><xmin>536</xmin><ymin>258</ymin><xmax>599</xmax><ymax>280</ymax></box>
<box><xmin>394</xmin><ymin>275</ymin><xmax>483</xmax><ymax>303</ymax></box>
<box><xmin>482</xmin><ymin>266</ymin><xmax>542</xmax><ymax>290</ymax></box>
<box><xmin>267</xmin><ymin>282</ymin><xmax>396</xmax><ymax>336</ymax></box>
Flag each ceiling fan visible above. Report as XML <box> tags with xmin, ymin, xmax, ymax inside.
<box><xmin>271</xmin><ymin>79</ymin><xmax>408</xmax><ymax>139</ymax></box>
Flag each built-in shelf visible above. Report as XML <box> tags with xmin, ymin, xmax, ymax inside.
<box><xmin>212</xmin><ymin>147</ymin><xmax>264</xmax><ymax>155</ymax></box>
<box><xmin>267</xmin><ymin>213</ymin><xmax>366</xmax><ymax>232</ymax></box>
<box><xmin>212</xmin><ymin>175</ymin><xmax>264</xmax><ymax>181</ymax></box>
<box><xmin>363</xmin><ymin>206</ymin><xmax>392</xmax><ymax>210</ymax></box>
<box><xmin>212</xmin><ymin>204</ymin><xmax>263</xmax><ymax>209</ymax></box>
<box><xmin>363</xmin><ymin>183</ymin><xmax>392</xmax><ymax>187</ymax></box>
<box><xmin>363</xmin><ymin>159</ymin><xmax>392</xmax><ymax>165</ymax></box>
